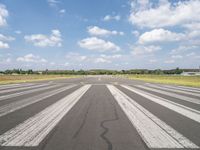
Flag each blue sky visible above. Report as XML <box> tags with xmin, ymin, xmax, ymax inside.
<box><xmin>0</xmin><ymin>0</ymin><xmax>200</xmax><ymax>70</ymax></box>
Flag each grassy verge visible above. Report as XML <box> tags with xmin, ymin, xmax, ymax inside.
<box><xmin>0</xmin><ymin>75</ymin><xmax>80</xmax><ymax>85</ymax></box>
<box><xmin>123</xmin><ymin>75</ymin><xmax>200</xmax><ymax>87</ymax></box>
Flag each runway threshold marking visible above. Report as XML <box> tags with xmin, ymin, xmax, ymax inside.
<box><xmin>0</xmin><ymin>84</ymin><xmax>91</xmax><ymax>146</ymax></box>
<box><xmin>162</xmin><ymin>84</ymin><xmax>200</xmax><ymax>93</ymax></box>
<box><xmin>0</xmin><ymin>83</ymin><xmax>52</xmax><ymax>94</ymax></box>
<box><xmin>136</xmin><ymin>85</ymin><xmax>200</xmax><ymax>105</ymax></box>
<box><xmin>145</xmin><ymin>83</ymin><xmax>200</xmax><ymax>97</ymax></box>
<box><xmin>0</xmin><ymin>84</ymin><xmax>59</xmax><ymax>101</ymax></box>
<box><xmin>0</xmin><ymin>83</ymin><xmax>34</xmax><ymax>91</ymax></box>
<box><xmin>122</xmin><ymin>85</ymin><xmax>200</xmax><ymax>123</ymax></box>
<box><xmin>107</xmin><ymin>85</ymin><xmax>199</xmax><ymax>149</ymax></box>
<box><xmin>0</xmin><ymin>84</ymin><xmax>76</xmax><ymax>117</ymax></box>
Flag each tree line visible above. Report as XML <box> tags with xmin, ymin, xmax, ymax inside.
<box><xmin>0</xmin><ymin>68</ymin><xmax>192</xmax><ymax>75</ymax></box>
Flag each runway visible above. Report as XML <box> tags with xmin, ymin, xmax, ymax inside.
<box><xmin>0</xmin><ymin>76</ymin><xmax>199</xmax><ymax>150</ymax></box>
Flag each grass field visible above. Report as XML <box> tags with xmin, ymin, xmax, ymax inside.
<box><xmin>0</xmin><ymin>75</ymin><xmax>79</xmax><ymax>85</ymax></box>
<box><xmin>124</xmin><ymin>75</ymin><xmax>200</xmax><ymax>87</ymax></box>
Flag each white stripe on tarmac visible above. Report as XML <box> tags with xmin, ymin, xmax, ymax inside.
<box><xmin>162</xmin><ymin>84</ymin><xmax>200</xmax><ymax>93</ymax></box>
<box><xmin>136</xmin><ymin>85</ymin><xmax>200</xmax><ymax>105</ymax></box>
<box><xmin>177</xmin><ymin>85</ymin><xmax>200</xmax><ymax>91</ymax></box>
<box><xmin>107</xmin><ymin>85</ymin><xmax>198</xmax><ymax>149</ymax></box>
<box><xmin>0</xmin><ymin>84</ymin><xmax>59</xmax><ymax>101</ymax></box>
<box><xmin>122</xmin><ymin>85</ymin><xmax>200</xmax><ymax>123</ymax></box>
<box><xmin>0</xmin><ymin>84</ymin><xmax>76</xmax><ymax>117</ymax></box>
<box><xmin>0</xmin><ymin>83</ymin><xmax>51</xmax><ymax>94</ymax></box>
<box><xmin>0</xmin><ymin>85</ymin><xmax>91</xmax><ymax>146</ymax></box>
<box><xmin>146</xmin><ymin>83</ymin><xmax>200</xmax><ymax>97</ymax></box>
<box><xmin>0</xmin><ymin>83</ymin><xmax>34</xmax><ymax>91</ymax></box>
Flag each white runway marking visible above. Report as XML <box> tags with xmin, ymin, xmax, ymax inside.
<box><xmin>122</xmin><ymin>85</ymin><xmax>200</xmax><ymax>123</ymax></box>
<box><xmin>0</xmin><ymin>84</ymin><xmax>59</xmax><ymax>101</ymax></box>
<box><xmin>0</xmin><ymin>85</ymin><xmax>91</xmax><ymax>146</ymax></box>
<box><xmin>0</xmin><ymin>85</ymin><xmax>76</xmax><ymax>117</ymax></box>
<box><xmin>0</xmin><ymin>83</ymin><xmax>51</xmax><ymax>94</ymax></box>
<box><xmin>146</xmin><ymin>83</ymin><xmax>200</xmax><ymax>97</ymax></box>
<box><xmin>136</xmin><ymin>85</ymin><xmax>200</xmax><ymax>105</ymax></box>
<box><xmin>0</xmin><ymin>83</ymin><xmax>34</xmax><ymax>91</ymax></box>
<box><xmin>107</xmin><ymin>85</ymin><xmax>198</xmax><ymax>149</ymax></box>
<box><xmin>162</xmin><ymin>84</ymin><xmax>200</xmax><ymax>93</ymax></box>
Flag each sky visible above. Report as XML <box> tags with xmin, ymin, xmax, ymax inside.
<box><xmin>0</xmin><ymin>0</ymin><xmax>200</xmax><ymax>70</ymax></box>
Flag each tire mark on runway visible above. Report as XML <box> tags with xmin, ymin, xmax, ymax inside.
<box><xmin>100</xmin><ymin>98</ymin><xmax>119</xmax><ymax>150</ymax></box>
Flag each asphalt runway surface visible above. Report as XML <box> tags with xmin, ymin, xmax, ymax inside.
<box><xmin>0</xmin><ymin>76</ymin><xmax>200</xmax><ymax>150</ymax></box>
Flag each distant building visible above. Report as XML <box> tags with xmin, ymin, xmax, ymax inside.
<box><xmin>181</xmin><ymin>72</ymin><xmax>200</xmax><ymax>76</ymax></box>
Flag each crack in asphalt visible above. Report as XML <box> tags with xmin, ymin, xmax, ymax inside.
<box><xmin>72</xmin><ymin>99</ymin><xmax>93</xmax><ymax>139</ymax></box>
<box><xmin>100</xmin><ymin>98</ymin><xmax>119</xmax><ymax>150</ymax></box>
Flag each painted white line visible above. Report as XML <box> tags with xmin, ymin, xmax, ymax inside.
<box><xmin>0</xmin><ymin>85</ymin><xmax>91</xmax><ymax>146</ymax></box>
<box><xmin>0</xmin><ymin>83</ymin><xmax>51</xmax><ymax>94</ymax></box>
<box><xmin>146</xmin><ymin>84</ymin><xmax>200</xmax><ymax>97</ymax></box>
<box><xmin>177</xmin><ymin>85</ymin><xmax>200</xmax><ymax>91</ymax></box>
<box><xmin>0</xmin><ymin>84</ymin><xmax>76</xmax><ymax>117</ymax></box>
<box><xmin>162</xmin><ymin>85</ymin><xmax>200</xmax><ymax>93</ymax></box>
<box><xmin>0</xmin><ymin>83</ymin><xmax>34</xmax><ymax>91</ymax></box>
<box><xmin>0</xmin><ymin>84</ymin><xmax>60</xmax><ymax>101</ymax></box>
<box><xmin>122</xmin><ymin>85</ymin><xmax>200</xmax><ymax>123</ymax></box>
<box><xmin>136</xmin><ymin>85</ymin><xmax>200</xmax><ymax>105</ymax></box>
<box><xmin>107</xmin><ymin>85</ymin><xmax>198</xmax><ymax>149</ymax></box>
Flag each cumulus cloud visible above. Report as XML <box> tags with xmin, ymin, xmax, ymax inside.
<box><xmin>0</xmin><ymin>34</ymin><xmax>15</xmax><ymax>49</ymax></box>
<box><xmin>131</xmin><ymin>45</ymin><xmax>161</xmax><ymax>55</ymax></box>
<box><xmin>132</xmin><ymin>30</ymin><xmax>140</xmax><ymax>37</ymax></box>
<box><xmin>87</xmin><ymin>26</ymin><xmax>124</xmax><ymax>37</ymax></box>
<box><xmin>0</xmin><ymin>4</ymin><xmax>8</xmax><ymax>27</ymax></box>
<box><xmin>47</xmin><ymin>0</ymin><xmax>59</xmax><ymax>7</ymax></box>
<box><xmin>170</xmin><ymin>45</ymin><xmax>197</xmax><ymax>54</ymax></box>
<box><xmin>139</xmin><ymin>28</ymin><xmax>185</xmax><ymax>44</ymax></box>
<box><xmin>171</xmin><ymin>55</ymin><xmax>183</xmax><ymax>59</ymax></box>
<box><xmin>17</xmin><ymin>54</ymin><xmax>47</xmax><ymax>63</ymax></box>
<box><xmin>59</xmin><ymin>9</ymin><xmax>66</xmax><ymax>14</ymax></box>
<box><xmin>0</xmin><ymin>34</ymin><xmax>15</xmax><ymax>41</ymax></box>
<box><xmin>24</xmin><ymin>29</ymin><xmax>62</xmax><ymax>47</ymax></box>
<box><xmin>0</xmin><ymin>41</ymin><xmax>9</xmax><ymax>49</ymax></box>
<box><xmin>103</xmin><ymin>15</ymin><xmax>120</xmax><ymax>21</ymax></box>
<box><xmin>78</xmin><ymin>37</ymin><xmax>120</xmax><ymax>52</ymax></box>
<box><xmin>95</xmin><ymin>58</ymin><xmax>111</xmax><ymax>63</ymax></box>
<box><xmin>164</xmin><ymin>60</ymin><xmax>175</xmax><ymax>64</ymax></box>
<box><xmin>129</xmin><ymin>0</ymin><xmax>200</xmax><ymax>28</ymax></box>
<box><xmin>65</xmin><ymin>52</ymin><xmax>88</xmax><ymax>62</ymax></box>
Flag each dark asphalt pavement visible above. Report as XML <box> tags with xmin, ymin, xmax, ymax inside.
<box><xmin>0</xmin><ymin>76</ymin><xmax>199</xmax><ymax>150</ymax></box>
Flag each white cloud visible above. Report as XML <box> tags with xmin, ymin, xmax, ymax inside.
<box><xmin>186</xmin><ymin>52</ymin><xmax>195</xmax><ymax>57</ymax></box>
<box><xmin>103</xmin><ymin>15</ymin><xmax>120</xmax><ymax>21</ymax></box>
<box><xmin>164</xmin><ymin>60</ymin><xmax>175</xmax><ymax>64</ymax></box>
<box><xmin>171</xmin><ymin>55</ymin><xmax>183</xmax><ymax>59</ymax></box>
<box><xmin>132</xmin><ymin>30</ymin><xmax>140</xmax><ymax>37</ymax></box>
<box><xmin>78</xmin><ymin>37</ymin><xmax>120</xmax><ymax>52</ymax></box>
<box><xmin>0</xmin><ymin>34</ymin><xmax>15</xmax><ymax>41</ymax></box>
<box><xmin>24</xmin><ymin>29</ymin><xmax>62</xmax><ymax>47</ymax></box>
<box><xmin>17</xmin><ymin>54</ymin><xmax>47</xmax><ymax>63</ymax></box>
<box><xmin>65</xmin><ymin>52</ymin><xmax>88</xmax><ymax>62</ymax></box>
<box><xmin>139</xmin><ymin>28</ymin><xmax>185</xmax><ymax>44</ymax></box>
<box><xmin>0</xmin><ymin>4</ymin><xmax>8</xmax><ymax>27</ymax></box>
<box><xmin>15</xmin><ymin>30</ymin><xmax>22</xmax><ymax>34</ymax></box>
<box><xmin>0</xmin><ymin>41</ymin><xmax>9</xmax><ymax>49</ymax></box>
<box><xmin>149</xmin><ymin>59</ymin><xmax>157</xmax><ymax>63</ymax></box>
<box><xmin>131</xmin><ymin>45</ymin><xmax>161</xmax><ymax>55</ymax></box>
<box><xmin>59</xmin><ymin>9</ymin><xmax>66</xmax><ymax>14</ymax></box>
<box><xmin>129</xmin><ymin>0</ymin><xmax>200</xmax><ymax>28</ymax></box>
<box><xmin>170</xmin><ymin>45</ymin><xmax>197</xmax><ymax>54</ymax></box>
<box><xmin>47</xmin><ymin>0</ymin><xmax>59</xmax><ymax>6</ymax></box>
<box><xmin>95</xmin><ymin>58</ymin><xmax>111</xmax><ymax>63</ymax></box>
<box><xmin>0</xmin><ymin>57</ymin><xmax>12</xmax><ymax>64</ymax></box>
<box><xmin>87</xmin><ymin>26</ymin><xmax>124</xmax><ymax>37</ymax></box>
